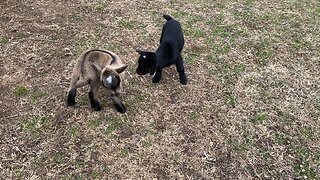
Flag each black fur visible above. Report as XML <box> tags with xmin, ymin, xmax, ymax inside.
<box><xmin>89</xmin><ymin>91</ymin><xmax>101</xmax><ymax>111</ymax></box>
<box><xmin>67</xmin><ymin>88</ymin><xmax>76</xmax><ymax>106</ymax></box>
<box><xmin>136</xmin><ymin>14</ymin><xmax>187</xmax><ymax>85</ymax></box>
<box><xmin>111</xmin><ymin>95</ymin><xmax>127</xmax><ymax>113</ymax></box>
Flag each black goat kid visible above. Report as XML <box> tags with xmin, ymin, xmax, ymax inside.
<box><xmin>136</xmin><ymin>14</ymin><xmax>187</xmax><ymax>85</ymax></box>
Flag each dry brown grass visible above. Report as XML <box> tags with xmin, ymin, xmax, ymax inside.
<box><xmin>1</xmin><ymin>0</ymin><xmax>319</xmax><ymax>179</ymax></box>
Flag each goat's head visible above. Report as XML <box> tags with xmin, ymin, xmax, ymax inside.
<box><xmin>102</xmin><ymin>66</ymin><xmax>127</xmax><ymax>90</ymax></box>
<box><xmin>92</xmin><ymin>63</ymin><xmax>127</xmax><ymax>90</ymax></box>
<box><xmin>136</xmin><ymin>49</ymin><xmax>156</xmax><ymax>76</ymax></box>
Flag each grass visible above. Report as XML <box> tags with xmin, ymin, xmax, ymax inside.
<box><xmin>14</xmin><ymin>86</ymin><xmax>28</xmax><ymax>96</ymax></box>
<box><xmin>0</xmin><ymin>36</ymin><xmax>8</xmax><ymax>45</ymax></box>
<box><xmin>250</xmin><ymin>112</ymin><xmax>268</xmax><ymax>124</ymax></box>
<box><xmin>21</xmin><ymin>116</ymin><xmax>49</xmax><ymax>134</ymax></box>
<box><xmin>1</xmin><ymin>0</ymin><xmax>320</xmax><ymax>179</ymax></box>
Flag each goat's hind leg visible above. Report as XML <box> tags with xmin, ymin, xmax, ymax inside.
<box><xmin>67</xmin><ymin>77</ymin><xmax>88</xmax><ymax>106</ymax></box>
<box><xmin>67</xmin><ymin>74</ymin><xmax>87</xmax><ymax>106</ymax></box>
<box><xmin>176</xmin><ymin>55</ymin><xmax>187</xmax><ymax>85</ymax></box>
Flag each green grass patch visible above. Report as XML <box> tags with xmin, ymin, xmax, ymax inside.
<box><xmin>89</xmin><ymin>118</ymin><xmax>102</xmax><ymax>128</ymax></box>
<box><xmin>277</xmin><ymin>111</ymin><xmax>296</xmax><ymax>125</ymax></box>
<box><xmin>48</xmin><ymin>32</ymin><xmax>63</xmax><ymax>43</ymax></box>
<box><xmin>14</xmin><ymin>86</ymin><xmax>28</xmax><ymax>96</ymax></box>
<box><xmin>290</xmin><ymin>38</ymin><xmax>311</xmax><ymax>51</ymax></box>
<box><xmin>184</xmin><ymin>53</ymin><xmax>198</xmax><ymax>65</ymax></box>
<box><xmin>227</xmin><ymin>95</ymin><xmax>236</xmax><ymax>108</ymax></box>
<box><xmin>258</xmin><ymin>147</ymin><xmax>271</xmax><ymax>160</ymax></box>
<box><xmin>293</xmin><ymin>160</ymin><xmax>317</xmax><ymax>179</ymax></box>
<box><xmin>94</xmin><ymin>25</ymin><xmax>104</xmax><ymax>38</ymax></box>
<box><xmin>118</xmin><ymin>19</ymin><xmax>134</xmax><ymax>29</ymax></box>
<box><xmin>229</xmin><ymin>131</ymin><xmax>254</xmax><ymax>152</ymax></box>
<box><xmin>211</xmin><ymin>25</ymin><xmax>243</xmax><ymax>39</ymax></box>
<box><xmin>189</xmin><ymin>111</ymin><xmax>199</xmax><ymax>124</ymax></box>
<box><xmin>103</xmin><ymin>116</ymin><xmax>125</xmax><ymax>135</ymax></box>
<box><xmin>119</xmin><ymin>147</ymin><xmax>129</xmax><ymax>157</ymax></box>
<box><xmin>142</xmin><ymin>140</ymin><xmax>152</xmax><ymax>148</ymax></box>
<box><xmin>0</xmin><ymin>36</ymin><xmax>8</xmax><ymax>45</ymax></box>
<box><xmin>135</xmin><ymin>94</ymin><xmax>146</xmax><ymax>102</ymax></box>
<box><xmin>68</xmin><ymin>13</ymin><xmax>83</xmax><ymax>23</ymax></box>
<box><xmin>250</xmin><ymin>112</ymin><xmax>268</xmax><ymax>124</ymax></box>
<box><xmin>211</xmin><ymin>43</ymin><xmax>231</xmax><ymax>55</ymax></box>
<box><xmin>52</xmin><ymin>151</ymin><xmax>65</xmax><ymax>165</ymax></box>
<box><xmin>68</xmin><ymin>126</ymin><xmax>79</xmax><ymax>137</ymax></box>
<box><xmin>274</xmin><ymin>133</ymin><xmax>289</xmax><ymax>145</ymax></box>
<box><xmin>171</xmin><ymin>11</ymin><xmax>190</xmax><ymax>19</ymax></box>
<box><xmin>185</xmin><ymin>28</ymin><xmax>206</xmax><ymax>38</ymax></box>
<box><xmin>21</xmin><ymin>116</ymin><xmax>49</xmax><ymax>133</ymax></box>
<box><xmin>94</xmin><ymin>3</ymin><xmax>105</xmax><ymax>12</ymax></box>
<box><xmin>208</xmin><ymin>54</ymin><xmax>221</xmax><ymax>64</ymax></box>
<box><xmin>210</xmin><ymin>63</ymin><xmax>246</xmax><ymax>80</ymax></box>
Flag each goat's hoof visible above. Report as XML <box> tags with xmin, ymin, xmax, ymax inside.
<box><xmin>67</xmin><ymin>100</ymin><xmax>76</xmax><ymax>106</ymax></box>
<box><xmin>179</xmin><ymin>76</ymin><xmax>188</xmax><ymax>85</ymax></box>
<box><xmin>91</xmin><ymin>103</ymin><xmax>101</xmax><ymax>111</ymax></box>
<box><xmin>92</xmin><ymin>105</ymin><xmax>101</xmax><ymax>111</ymax></box>
<box><xmin>180</xmin><ymin>79</ymin><xmax>187</xmax><ymax>85</ymax></box>
<box><xmin>152</xmin><ymin>77</ymin><xmax>161</xmax><ymax>83</ymax></box>
<box><xmin>116</xmin><ymin>104</ymin><xmax>127</xmax><ymax>113</ymax></box>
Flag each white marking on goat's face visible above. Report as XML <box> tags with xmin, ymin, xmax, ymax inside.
<box><xmin>142</xmin><ymin>55</ymin><xmax>146</xmax><ymax>58</ymax></box>
<box><xmin>106</xmin><ymin>75</ymin><xmax>113</xmax><ymax>84</ymax></box>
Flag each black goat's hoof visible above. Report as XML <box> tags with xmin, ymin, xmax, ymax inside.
<box><xmin>179</xmin><ymin>75</ymin><xmax>188</xmax><ymax>85</ymax></box>
<box><xmin>67</xmin><ymin>100</ymin><xmax>76</xmax><ymax>106</ymax></box>
<box><xmin>180</xmin><ymin>79</ymin><xmax>187</xmax><ymax>85</ymax></box>
<box><xmin>152</xmin><ymin>76</ymin><xmax>161</xmax><ymax>83</ymax></box>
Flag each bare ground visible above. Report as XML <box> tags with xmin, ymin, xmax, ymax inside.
<box><xmin>0</xmin><ymin>0</ymin><xmax>319</xmax><ymax>179</ymax></box>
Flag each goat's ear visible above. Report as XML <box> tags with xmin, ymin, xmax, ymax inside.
<box><xmin>92</xmin><ymin>63</ymin><xmax>102</xmax><ymax>73</ymax></box>
<box><xmin>116</xmin><ymin>65</ymin><xmax>128</xmax><ymax>74</ymax></box>
<box><xmin>136</xmin><ymin>49</ymin><xmax>143</xmax><ymax>54</ymax></box>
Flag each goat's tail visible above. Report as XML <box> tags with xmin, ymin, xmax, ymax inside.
<box><xmin>163</xmin><ymin>14</ymin><xmax>173</xmax><ymax>21</ymax></box>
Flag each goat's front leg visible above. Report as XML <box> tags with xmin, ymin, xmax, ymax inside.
<box><xmin>176</xmin><ymin>55</ymin><xmax>187</xmax><ymax>85</ymax></box>
<box><xmin>111</xmin><ymin>92</ymin><xmax>126</xmax><ymax>113</ymax></box>
<box><xmin>152</xmin><ymin>68</ymin><xmax>162</xmax><ymax>83</ymax></box>
<box><xmin>88</xmin><ymin>81</ymin><xmax>101</xmax><ymax>111</ymax></box>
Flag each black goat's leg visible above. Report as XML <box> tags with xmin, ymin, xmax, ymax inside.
<box><xmin>152</xmin><ymin>68</ymin><xmax>162</xmax><ymax>83</ymax></box>
<box><xmin>176</xmin><ymin>55</ymin><xmax>187</xmax><ymax>85</ymax></box>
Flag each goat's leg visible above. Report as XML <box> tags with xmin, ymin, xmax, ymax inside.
<box><xmin>88</xmin><ymin>81</ymin><xmax>101</xmax><ymax>111</ymax></box>
<box><xmin>111</xmin><ymin>94</ymin><xmax>126</xmax><ymax>113</ymax></box>
<box><xmin>176</xmin><ymin>55</ymin><xmax>187</xmax><ymax>85</ymax></box>
<box><xmin>152</xmin><ymin>68</ymin><xmax>162</xmax><ymax>83</ymax></box>
<box><xmin>67</xmin><ymin>74</ymin><xmax>80</xmax><ymax>106</ymax></box>
<box><xmin>67</xmin><ymin>78</ymin><xmax>88</xmax><ymax>106</ymax></box>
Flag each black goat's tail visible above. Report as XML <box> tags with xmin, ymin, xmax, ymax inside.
<box><xmin>163</xmin><ymin>14</ymin><xmax>173</xmax><ymax>21</ymax></box>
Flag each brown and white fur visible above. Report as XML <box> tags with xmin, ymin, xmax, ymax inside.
<box><xmin>67</xmin><ymin>49</ymin><xmax>127</xmax><ymax>113</ymax></box>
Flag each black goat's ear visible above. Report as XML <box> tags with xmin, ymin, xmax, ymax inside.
<box><xmin>136</xmin><ymin>49</ymin><xmax>143</xmax><ymax>54</ymax></box>
<box><xmin>116</xmin><ymin>65</ymin><xmax>127</xmax><ymax>74</ymax></box>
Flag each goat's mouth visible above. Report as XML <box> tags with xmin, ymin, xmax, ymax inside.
<box><xmin>136</xmin><ymin>69</ymin><xmax>149</xmax><ymax>75</ymax></box>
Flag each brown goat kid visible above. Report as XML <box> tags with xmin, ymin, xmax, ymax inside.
<box><xmin>67</xmin><ymin>49</ymin><xmax>127</xmax><ymax>113</ymax></box>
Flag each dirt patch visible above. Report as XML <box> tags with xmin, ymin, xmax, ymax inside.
<box><xmin>1</xmin><ymin>0</ymin><xmax>319</xmax><ymax>179</ymax></box>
